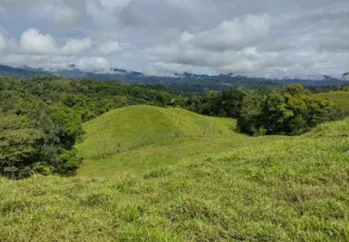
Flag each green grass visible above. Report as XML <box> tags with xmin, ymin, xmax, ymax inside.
<box><xmin>1</xmin><ymin>106</ymin><xmax>349</xmax><ymax>241</ymax></box>
<box><xmin>77</xmin><ymin>105</ymin><xmax>268</xmax><ymax>176</ymax></box>
<box><xmin>315</xmin><ymin>91</ymin><xmax>349</xmax><ymax>113</ymax></box>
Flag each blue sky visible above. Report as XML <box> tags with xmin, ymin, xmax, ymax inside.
<box><xmin>0</xmin><ymin>0</ymin><xmax>348</xmax><ymax>77</ymax></box>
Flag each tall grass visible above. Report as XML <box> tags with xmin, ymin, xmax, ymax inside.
<box><xmin>1</xmin><ymin>106</ymin><xmax>348</xmax><ymax>241</ymax></box>
<box><xmin>315</xmin><ymin>91</ymin><xmax>349</xmax><ymax>113</ymax></box>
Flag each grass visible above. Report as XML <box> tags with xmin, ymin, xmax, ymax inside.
<box><xmin>77</xmin><ymin>105</ymin><xmax>274</xmax><ymax>176</ymax></box>
<box><xmin>1</xmin><ymin>105</ymin><xmax>349</xmax><ymax>241</ymax></box>
<box><xmin>315</xmin><ymin>91</ymin><xmax>349</xmax><ymax>113</ymax></box>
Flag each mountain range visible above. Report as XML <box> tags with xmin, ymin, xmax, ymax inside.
<box><xmin>0</xmin><ymin>64</ymin><xmax>347</xmax><ymax>92</ymax></box>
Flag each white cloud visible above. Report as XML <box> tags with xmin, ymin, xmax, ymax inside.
<box><xmin>0</xmin><ymin>0</ymin><xmax>348</xmax><ymax>76</ymax></box>
<box><xmin>182</xmin><ymin>14</ymin><xmax>271</xmax><ymax>52</ymax></box>
<box><xmin>143</xmin><ymin>14</ymin><xmax>280</xmax><ymax>74</ymax></box>
<box><xmin>0</xmin><ymin>54</ymin><xmax>73</xmax><ymax>70</ymax></box>
<box><xmin>75</xmin><ymin>57</ymin><xmax>110</xmax><ymax>71</ymax></box>
<box><xmin>0</xmin><ymin>26</ymin><xmax>122</xmax><ymax>71</ymax></box>
<box><xmin>145</xmin><ymin>62</ymin><xmax>214</xmax><ymax>76</ymax></box>
<box><xmin>62</xmin><ymin>37</ymin><xmax>93</xmax><ymax>55</ymax></box>
<box><xmin>16</xmin><ymin>28</ymin><xmax>94</xmax><ymax>56</ymax></box>
<box><xmin>19</xmin><ymin>28</ymin><xmax>59</xmax><ymax>55</ymax></box>
<box><xmin>99</xmin><ymin>40</ymin><xmax>122</xmax><ymax>55</ymax></box>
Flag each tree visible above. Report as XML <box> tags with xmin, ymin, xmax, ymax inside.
<box><xmin>341</xmin><ymin>72</ymin><xmax>349</xmax><ymax>81</ymax></box>
<box><xmin>0</xmin><ymin>103</ymin><xmax>84</xmax><ymax>179</ymax></box>
<box><xmin>0</xmin><ymin>115</ymin><xmax>44</xmax><ymax>179</ymax></box>
<box><xmin>237</xmin><ymin>85</ymin><xmax>343</xmax><ymax>136</ymax></box>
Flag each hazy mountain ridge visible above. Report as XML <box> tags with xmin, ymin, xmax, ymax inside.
<box><xmin>0</xmin><ymin>64</ymin><xmax>347</xmax><ymax>92</ymax></box>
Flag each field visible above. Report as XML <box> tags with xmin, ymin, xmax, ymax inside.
<box><xmin>1</xmin><ymin>105</ymin><xmax>349</xmax><ymax>241</ymax></box>
<box><xmin>76</xmin><ymin>105</ymin><xmax>283</xmax><ymax>176</ymax></box>
<box><xmin>315</xmin><ymin>91</ymin><xmax>349</xmax><ymax>113</ymax></box>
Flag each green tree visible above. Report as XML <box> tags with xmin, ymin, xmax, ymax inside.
<box><xmin>0</xmin><ymin>115</ymin><xmax>44</xmax><ymax>179</ymax></box>
<box><xmin>237</xmin><ymin>85</ymin><xmax>343</xmax><ymax>136</ymax></box>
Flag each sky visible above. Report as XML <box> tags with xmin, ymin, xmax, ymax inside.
<box><xmin>0</xmin><ymin>0</ymin><xmax>348</xmax><ymax>77</ymax></box>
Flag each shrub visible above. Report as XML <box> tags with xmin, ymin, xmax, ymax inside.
<box><xmin>237</xmin><ymin>85</ymin><xmax>344</xmax><ymax>136</ymax></box>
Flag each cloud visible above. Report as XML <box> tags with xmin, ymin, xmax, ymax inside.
<box><xmin>145</xmin><ymin>62</ymin><xmax>212</xmax><ymax>77</ymax></box>
<box><xmin>18</xmin><ymin>28</ymin><xmax>94</xmax><ymax>56</ymax></box>
<box><xmin>319</xmin><ymin>38</ymin><xmax>349</xmax><ymax>53</ymax></box>
<box><xmin>143</xmin><ymin>14</ymin><xmax>282</xmax><ymax>73</ymax></box>
<box><xmin>99</xmin><ymin>41</ymin><xmax>122</xmax><ymax>55</ymax></box>
<box><xmin>51</xmin><ymin>4</ymin><xmax>81</xmax><ymax>28</ymax></box>
<box><xmin>19</xmin><ymin>28</ymin><xmax>59</xmax><ymax>55</ymax></box>
<box><xmin>181</xmin><ymin>14</ymin><xmax>271</xmax><ymax>52</ymax></box>
<box><xmin>0</xmin><ymin>33</ymin><xmax>6</xmax><ymax>50</ymax></box>
<box><xmin>75</xmin><ymin>57</ymin><xmax>110</xmax><ymax>71</ymax></box>
<box><xmin>0</xmin><ymin>54</ymin><xmax>112</xmax><ymax>72</ymax></box>
<box><xmin>0</xmin><ymin>0</ymin><xmax>348</xmax><ymax>76</ymax></box>
<box><xmin>118</xmin><ymin>0</ymin><xmax>193</xmax><ymax>30</ymax></box>
<box><xmin>0</xmin><ymin>53</ymin><xmax>74</xmax><ymax>70</ymax></box>
<box><xmin>0</xmin><ymin>0</ymin><xmax>41</xmax><ymax>11</ymax></box>
<box><xmin>62</xmin><ymin>37</ymin><xmax>93</xmax><ymax>55</ymax></box>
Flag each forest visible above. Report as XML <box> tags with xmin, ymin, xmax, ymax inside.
<box><xmin>1</xmin><ymin>76</ymin><xmax>347</xmax><ymax>179</ymax></box>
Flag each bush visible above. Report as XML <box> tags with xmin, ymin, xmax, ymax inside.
<box><xmin>0</xmin><ymin>104</ymin><xmax>84</xmax><ymax>179</ymax></box>
<box><xmin>237</xmin><ymin>85</ymin><xmax>344</xmax><ymax>136</ymax></box>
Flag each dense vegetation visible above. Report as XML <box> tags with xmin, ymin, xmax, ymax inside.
<box><xmin>1</xmin><ymin>77</ymin><xmax>346</xmax><ymax>179</ymax></box>
<box><xmin>0</xmin><ymin>110</ymin><xmax>348</xmax><ymax>241</ymax></box>
<box><xmin>0</xmin><ymin>77</ymin><xmax>185</xmax><ymax>179</ymax></box>
<box><xmin>186</xmin><ymin>89</ymin><xmax>245</xmax><ymax>118</ymax></box>
<box><xmin>1</xmin><ymin>74</ymin><xmax>349</xmax><ymax>240</ymax></box>
<box><xmin>237</xmin><ymin>85</ymin><xmax>344</xmax><ymax>136</ymax></box>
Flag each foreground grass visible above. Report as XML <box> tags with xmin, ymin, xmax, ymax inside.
<box><xmin>315</xmin><ymin>91</ymin><xmax>349</xmax><ymax>113</ymax></box>
<box><xmin>1</xmin><ymin>116</ymin><xmax>348</xmax><ymax>241</ymax></box>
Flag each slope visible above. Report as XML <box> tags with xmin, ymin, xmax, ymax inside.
<box><xmin>76</xmin><ymin>105</ymin><xmax>252</xmax><ymax>176</ymax></box>
<box><xmin>315</xmin><ymin>91</ymin><xmax>349</xmax><ymax>113</ymax></box>
<box><xmin>1</xmin><ymin>117</ymin><xmax>348</xmax><ymax>241</ymax></box>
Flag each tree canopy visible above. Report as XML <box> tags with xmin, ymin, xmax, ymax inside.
<box><xmin>237</xmin><ymin>84</ymin><xmax>344</xmax><ymax>136</ymax></box>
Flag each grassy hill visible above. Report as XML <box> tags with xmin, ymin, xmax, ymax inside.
<box><xmin>78</xmin><ymin>105</ymin><xmax>237</xmax><ymax>160</ymax></box>
<box><xmin>77</xmin><ymin>105</ymin><xmax>280</xmax><ymax>176</ymax></box>
<box><xmin>315</xmin><ymin>91</ymin><xmax>349</xmax><ymax>113</ymax></box>
<box><xmin>1</xmin><ymin>106</ymin><xmax>349</xmax><ymax>241</ymax></box>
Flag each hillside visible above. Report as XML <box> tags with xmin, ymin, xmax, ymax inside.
<box><xmin>315</xmin><ymin>91</ymin><xmax>349</xmax><ymax>113</ymax></box>
<box><xmin>1</xmin><ymin>107</ymin><xmax>348</xmax><ymax>241</ymax></box>
<box><xmin>77</xmin><ymin>105</ymin><xmax>274</xmax><ymax>176</ymax></box>
<box><xmin>0</xmin><ymin>65</ymin><xmax>52</xmax><ymax>79</ymax></box>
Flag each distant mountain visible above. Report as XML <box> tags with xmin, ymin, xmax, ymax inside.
<box><xmin>0</xmin><ymin>64</ymin><xmax>347</xmax><ymax>92</ymax></box>
<box><xmin>0</xmin><ymin>65</ymin><xmax>53</xmax><ymax>79</ymax></box>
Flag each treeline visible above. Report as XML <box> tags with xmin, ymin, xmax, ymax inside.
<box><xmin>237</xmin><ymin>85</ymin><xmax>345</xmax><ymax>136</ymax></box>
<box><xmin>0</xmin><ymin>77</ymin><xmax>187</xmax><ymax>179</ymax></box>
<box><xmin>306</xmin><ymin>85</ymin><xmax>349</xmax><ymax>93</ymax></box>
<box><xmin>0</xmin><ymin>77</ymin><xmax>346</xmax><ymax>179</ymax></box>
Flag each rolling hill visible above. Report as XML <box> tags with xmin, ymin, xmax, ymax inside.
<box><xmin>77</xmin><ymin>105</ymin><xmax>282</xmax><ymax>176</ymax></box>
<box><xmin>1</xmin><ymin>106</ymin><xmax>348</xmax><ymax>241</ymax></box>
<box><xmin>315</xmin><ymin>91</ymin><xmax>349</xmax><ymax>113</ymax></box>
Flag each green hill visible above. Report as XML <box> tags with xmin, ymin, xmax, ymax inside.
<box><xmin>1</xmin><ymin>107</ymin><xmax>348</xmax><ymax>241</ymax></box>
<box><xmin>77</xmin><ymin>105</ymin><xmax>278</xmax><ymax>176</ymax></box>
<box><xmin>78</xmin><ymin>105</ymin><xmax>237</xmax><ymax>160</ymax></box>
<box><xmin>315</xmin><ymin>91</ymin><xmax>349</xmax><ymax>113</ymax></box>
